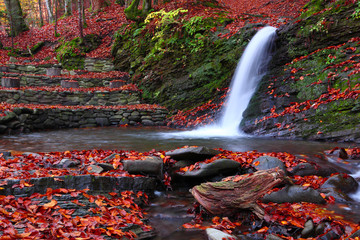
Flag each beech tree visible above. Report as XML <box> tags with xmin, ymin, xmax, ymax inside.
<box><xmin>4</xmin><ymin>0</ymin><xmax>28</xmax><ymax>36</ymax></box>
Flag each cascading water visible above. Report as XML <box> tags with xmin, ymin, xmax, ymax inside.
<box><xmin>169</xmin><ymin>26</ymin><xmax>277</xmax><ymax>138</ymax></box>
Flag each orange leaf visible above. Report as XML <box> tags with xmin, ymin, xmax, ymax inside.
<box><xmin>43</xmin><ymin>199</ymin><xmax>57</xmax><ymax>209</ymax></box>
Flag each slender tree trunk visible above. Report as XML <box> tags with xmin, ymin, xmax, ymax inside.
<box><xmin>142</xmin><ymin>0</ymin><xmax>151</xmax><ymax>15</ymax></box>
<box><xmin>78</xmin><ymin>0</ymin><xmax>83</xmax><ymax>38</ymax></box>
<box><xmin>4</xmin><ymin>0</ymin><xmax>28</xmax><ymax>36</ymax></box>
<box><xmin>64</xmin><ymin>0</ymin><xmax>72</xmax><ymax>16</ymax></box>
<box><xmin>45</xmin><ymin>0</ymin><xmax>54</xmax><ymax>22</ymax></box>
<box><xmin>81</xmin><ymin>0</ymin><xmax>86</xmax><ymax>27</ymax></box>
<box><xmin>38</xmin><ymin>0</ymin><xmax>44</xmax><ymax>26</ymax></box>
<box><xmin>54</xmin><ymin>0</ymin><xmax>58</xmax><ymax>36</ymax></box>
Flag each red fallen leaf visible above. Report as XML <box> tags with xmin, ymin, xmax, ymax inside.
<box><xmin>43</xmin><ymin>199</ymin><xmax>57</xmax><ymax>209</ymax></box>
<box><xmin>182</xmin><ymin>223</ymin><xmax>196</xmax><ymax>229</ymax></box>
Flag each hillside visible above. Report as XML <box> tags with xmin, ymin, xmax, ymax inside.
<box><xmin>242</xmin><ymin>0</ymin><xmax>360</xmax><ymax>142</ymax></box>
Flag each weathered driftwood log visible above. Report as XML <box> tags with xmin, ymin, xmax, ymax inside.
<box><xmin>61</xmin><ymin>80</ymin><xmax>79</xmax><ymax>88</ymax></box>
<box><xmin>1</xmin><ymin>77</ymin><xmax>20</xmax><ymax>88</ymax></box>
<box><xmin>190</xmin><ymin>168</ymin><xmax>285</xmax><ymax>219</ymax></box>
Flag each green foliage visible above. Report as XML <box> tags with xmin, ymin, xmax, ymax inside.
<box><xmin>112</xmin><ymin>6</ymin><xmax>250</xmax><ymax>110</ymax></box>
<box><xmin>56</xmin><ymin>34</ymin><xmax>101</xmax><ymax>70</ymax></box>
<box><xmin>351</xmin><ymin>1</ymin><xmax>360</xmax><ymax>19</ymax></box>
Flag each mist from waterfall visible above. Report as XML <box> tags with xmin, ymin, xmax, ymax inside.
<box><xmin>168</xmin><ymin>26</ymin><xmax>277</xmax><ymax>138</ymax></box>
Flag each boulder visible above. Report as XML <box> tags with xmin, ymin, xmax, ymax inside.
<box><xmin>96</xmin><ymin>163</ymin><xmax>115</xmax><ymax>171</ymax></box>
<box><xmin>87</xmin><ymin>165</ymin><xmax>104</xmax><ymax>174</ymax></box>
<box><xmin>165</xmin><ymin>146</ymin><xmax>220</xmax><ymax>161</ymax></box>
<box><xmin>301</xmin><ymin>220</ymin><xmax>315</xmax><ymax>238</ymax></box>
<box><xmin>289</xmin><ymin>162</ymin><xmax>344</xmax><ymax>177</ymax></box>
<box><xmin>320</xmin><ymin>173</ymin><xmax>358</xmax><ymax>193</ymax></box>
<box><xmin>206</xmin><ymin>228</ymin><xmax>238</xmax><ymax>240</ymax></box>
<box><xmin>123</xmin><ymin>156</ymin><xmax>163</xmax><ymax>176</ymax></box>
<box><xmin>177</xmin><ymin>159</ymin><xmax>241</xmax><ymax>178</ymax></box>
<box><xmin>319</xmin><ymin>173</ymin><xmax>358</xmax><ymax>202</ymax></box>
<box><xmin>57</xmin><ymin>158</ymin><xmax>80</xmax><ymax>168</ymax></box>
<box><xmin>253</xmin><ymin>156</ymin><xmax>287</xmax><ymax>173</ymax></box>
<box><xmin>262</xmin><ymin>185</ymin><xmax>326</xmax><ymax>204</ymax></box>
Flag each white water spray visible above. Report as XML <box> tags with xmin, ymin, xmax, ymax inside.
<box><xmin>170</xmin><ymin>26</ymin><xmax>277</xmax><ymax>138</ymax></box>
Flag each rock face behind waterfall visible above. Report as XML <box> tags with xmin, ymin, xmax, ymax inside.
<box><xmin>241</xmin><ymin>2</ymin><xmax>360</xmax><ymax>142</ymax></box>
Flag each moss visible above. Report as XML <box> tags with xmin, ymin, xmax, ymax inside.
<box><xmin>112</xmin><ymin>10</ymin><xmax>251</xmax><ymax>110</ymax></box>
<box><xmin>56</xmin><ymin>34</ymin><xmax>102</xmax><ymax>70</ymax></box>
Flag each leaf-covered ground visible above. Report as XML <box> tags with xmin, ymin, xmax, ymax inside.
<box><xmin>0</xmin><ymin>0</ymin><xmax>309</xmax><ymax>65</ymax></box>
<box><xmin>0</xmin><ymin>147</ymin><xmax>359</xmax><ymax>239</ymax></box>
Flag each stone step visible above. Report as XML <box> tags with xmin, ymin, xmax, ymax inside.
<box><xmin>0</xmin><ymin>71</ymin><xmax>129</xmax><ymax>88</ymax></box>
<box><xmin>0</xmin><ymin>103</ymin><xmax>168</xmax><ymax>134</ymax></box>
<box><xmin>0</xmin><ymin>87</ymin><xmax>141</xmax><ymax>106</ymax></box>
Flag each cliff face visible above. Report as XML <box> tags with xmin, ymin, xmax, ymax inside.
<box><xmin>241</xmin><ymin>1</ymin><xmax>360</xmax><ymax>142</ymax></box>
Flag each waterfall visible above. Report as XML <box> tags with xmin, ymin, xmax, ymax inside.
<box><xmin>168</xmin><ymin>26</ymin><xmax>277</xmax><ymax>138</ymax></box>
<box><xmin>218</xmin><ymin>26</ymin><xmax>277</xmax><ymax>134</ymax></box>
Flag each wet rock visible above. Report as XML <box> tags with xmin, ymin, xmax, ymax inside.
<box><xmin>262</xmin><ymin>185</ymin><xmax>326</xmax><ymax>204</ymax></box>
<box><xmin>0</xmin><ymin>125</ymin><xmax>7</xmax><ymax>133</ymax></box>
<box><xmin>123</xmin><ymin>156</ymin><xmax>163</xmax><ymax>176</ymax></box>
<box><xmin>165</xmin><ymin>146</ymin><xmax>220</xmax><ymax>161</ymax></box>
<box><xmin>0</xmin><ymin>151</ymin><xmax>11</xmax><ymax>159</ymax></box>
<box><xmin>319</xmin><ymin>187</ymin><xmax>353</xmax><ymax>202</ymax></box>
<box><xmin>289</xmin><ymin>162</ymin><xmax>343</xmax><ymax>177</ymax></box>
<box><xmin>318</xmin><ymin>173</ymin><xmax>358</xmax><ymax>202</ymax></box>
<box><xmin>315</xmin><ymin>222</ymin><xmax>326</xmax><ymax>236</ymax></box>
<box><xmin>96</xmin><ymin>163</ymin><xmax>115</xmax><ymax>171</ymax></box>
<box><xmin>21</xmin><ymin>152</ymin><xmax>43</xmax><ymax>159</ymax></box>
<box><xmin>206</xmin><ymin>228</ymin><xmax>238</xmax><ymax>240</ymax></box>
<box><xmin>318</xmin><ymin>229</ymin><xmax>342</xmax><ymax>240</ymax></box>
<box><xmin>301</xmin><ymin>220</ymin><xmax>315</xmax><ymax>238</ymax></box>
<box><xmin>177</xmin><ymin>159</ymin><xmax>241</xmax><ymax>178</ymax></box>
<box><xmin>266</xmin><ymin>234</ymin><xmax>284</xmax><ymax>240</ymax></box>
<box><xmin>86</xmin><ymin>165</ymin><xmax>104</xmax><ymax>174</ymax></box>
<box><xmin>253</xmin><ymin>156</ymin><xmax>287</xmax><ymax>173</ymax></box>
<box><xmin>0</xmin><ymin>111</ymin><xmax>17</xmax><ymax>124</ymax></box>
<box><xmin>0</xmin><ymin>175</ymin><xmax>157</xmax><ymax>196</ymax></box>
<box><xmin>346</xmin><ymin>229</ymin><xmax>360</xmax><ymax>239</ymax></box>
<box><xmin>320</xmin><ymin>173</ymin><xmax>358</xmax><ymax>194</ymax></box>
<box><xmin>57</xmin><ymin>158</ymin><xmax>80</xmax><ymax>168</ymax></box>
<box><xmin>101</xmin><ymin>153</ymin><xmax>118</xmax><ymax>162</ymax></box>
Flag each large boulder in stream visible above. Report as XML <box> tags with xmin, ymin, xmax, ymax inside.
<box><xmin>253</xmin><ymin>156</ymin><xmax>287</xmax><ymax>173</ymax></box>
<box><xmin>122</xmin><ymin>156</ymin><xmax>163</xmax><ymax>176</ymax></box>
<box><xmin>165</xmin><ymin>146</ymin><xmax>220</xmax><ymax>161</ymax></box>
<box><xmin>289</xmin><ymin>162</ymin><xmax>345</xmax><ymax>177</ymax></box>
<box><xmin>177</xmin><ymin>158</ymin><xmax>241</xmax><ymax>178</ymax></box>
<box><xmin>318</xmin><ymin>173</ymin><xmax>358</xmax><ymax>202</ymax></box>
<box><xmin>262</xmin><ymin>185</ymin><xmax>326</xmax><ymax>204</ymax></box>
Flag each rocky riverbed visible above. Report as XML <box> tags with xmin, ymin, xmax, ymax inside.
<box><xmin>0</xmin><ymin>145</ymin><xmax>359</xmax><ymax>239</ymax></box>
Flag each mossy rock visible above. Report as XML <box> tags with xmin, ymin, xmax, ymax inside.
<box><xmin>56</xmin><ymin>34</ymin><xmax>102</xmax><ymax>70</ymax></box>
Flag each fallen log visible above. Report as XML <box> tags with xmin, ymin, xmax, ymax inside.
<box><xmin>190</xmin><ymin>168</ymin><xmax>285</xmax><ymax>219</ymax></box>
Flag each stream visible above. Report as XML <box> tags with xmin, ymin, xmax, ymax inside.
<box><xmin>1</xmin><ymin>126</ymin><xmax>360</xmax><ymax>239</ymax></box>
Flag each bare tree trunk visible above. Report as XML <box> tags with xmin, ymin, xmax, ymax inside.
<box><xmin>38</xmin><ymin>0</ymin><xmax>44</xmax><ymax>26</ymax></box>
<box><xmin>142</xmin><ymin>0</ymin><xmax>151</xmax><ymax>15</ymax></box>
<box><xmin>45</xmin><ymin>0</ymin><xmax>54</xmax><ymax>22</ymax></box>
<box><xmin>81</xmin><ymin>0</ymin><xmax>86</xmax><ymax>27</ymax></box>
<box><xmin>54</xmin><ymin>0</ymin><xmax>58</xmax><ymax>36</ymax></box>
<box><xmin>64</xmin><ymin>0</ymin><xmax>72</xmax><ymax>16</ymax></box>
<box><xmin>78</xmin><ymin>0</ymin><xmax>83</xmax><ymax>38</ymax></box>
<box><xmin>4</xmin><ymin>0</ymin><xmax>28</xmax><ymax>36</ymax></box>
